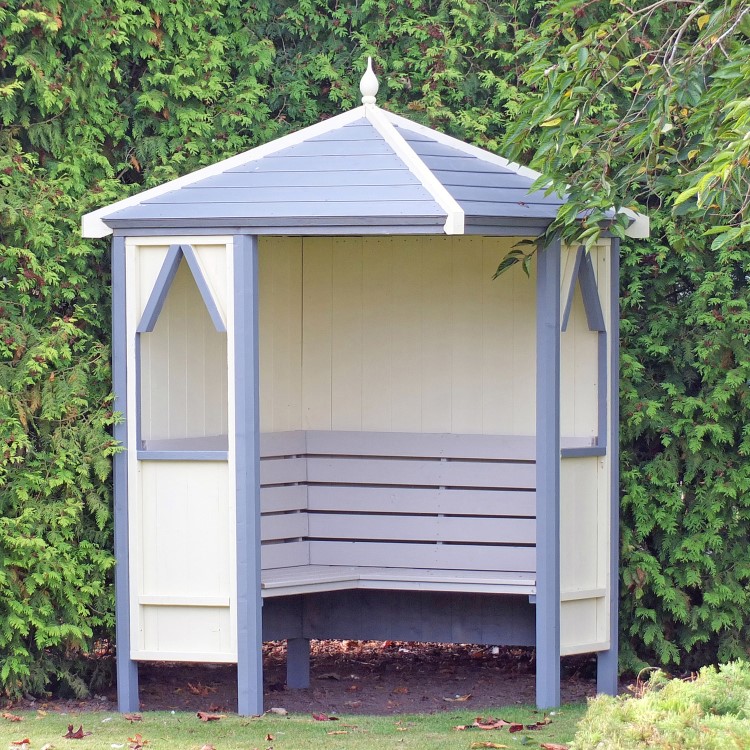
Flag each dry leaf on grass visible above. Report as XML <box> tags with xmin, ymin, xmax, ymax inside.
<box><xmin>540</xmin><ymin>744</ymin><xmax>570</xmax><ymax>750</ymax></box>
<box><xmin>473</xmin><ymin>718</ymin><xmax>513</xmax><ymax>730</ymax></box>
<box><xmin>3</xmin><ymin>712</ymin><xmax>23</xmax><ymax>721</ymax></box>
<box><xmin>196</xmin><ymin>712</ymin><xmax>226</xmax><ymax>722</ymax></box>
<box><xmin>63</xmin><ymin>724</ymin><xmax>91</xmax><ymax>739</ymax></box>
<box><xmin>200</xmin><ymin>745</ymin><xmax>216</xmax><ymax>750</ymax></box>
<box><xmin>267</xmin><ymin>707</ymin><xmax>288</xmax><ymax>716</ymax></box>
<box><xmin>40</xmin><ymin>744</ymin><xmax>55</xmax><ymax>750</ymax></box>
<box><xmin>265</xmin><ymin>734</ymin><xmax>274</xmax><ymax>741</ymax></box>
<box><xmin>443</xmin><ymin>694</ymin><xmax>472</xmax><ymax>702</ymax></box>
<box><xmin>10</xmin><ymin>739</ymin><xmax>30</xmax><ymax>746</ymax></box>
<box><xmin>312</xmin><ymin>713</ymin><xmax>339</xmax><ymax>721</ymax></box>
<box><xmin>188</xmin><ymin>682</ymin><xmax>216</xmax><ymax>696</ymax></box>
<box><xmin>327</xmin><ymin>731</ymin><xmax>349</xmax><ymax>735</ymax></box>
<box><xmin>123</xmin><ymin>713</ymin><xmax>142</xmax><ymax>722</ymax></box>
<box><xmin>127</xmin><ymin>733</ymin><xmax>149</xmax><ymax>750</ymax></box>
<box><xmin>470</xmin><ymin>743</ymin><xmax>508</xmax><ymax>749</ymax></box>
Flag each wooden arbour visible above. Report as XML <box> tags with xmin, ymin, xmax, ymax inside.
<box><xmin>84</xmin><ymin>64</ymin><xmax>647</xmax><ymax>714</ymax></box>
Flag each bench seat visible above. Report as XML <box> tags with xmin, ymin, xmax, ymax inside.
<box><xmin>261</xmin><ymin>565</ymin><xmax>536</xmax><ymax>597</ymax></box>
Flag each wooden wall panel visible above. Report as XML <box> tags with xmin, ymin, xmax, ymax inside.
<box><xmin>292</xmin><ymin>235</ymin><xmax>537</xmax><ymax>436</ymax></box>
<box><xmin>140</xmin><ymin>261</ymin><xmax>228</xmax><ymax>442</ymax></box>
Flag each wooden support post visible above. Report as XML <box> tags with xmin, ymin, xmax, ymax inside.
<box><xmin>112</xmin><ymin>235</ymin><xmax>140</xmax><ymax>712</ymax></box>
<box><xmin>597</xmin><ymin>237</ymin><xmax>620</xmax><ymax>696</ymax></box>
<box><xmin>535</xmin><ymin>236</ymin><xmax>561</xmax><ymax>709</ymax></box>
<box><xmin>286</xmin><ymin>638</ymin><xmax>311</xmax><ymax>689</ymax></box>
<box><xmin>235</xmin><ymin>235</ymin><xmax>264</xmax><ymax>716</ymax></box>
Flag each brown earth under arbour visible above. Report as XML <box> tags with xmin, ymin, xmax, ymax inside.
<box><xmin>6</xmin><ymin>641</ymin><xmax>601</xmax><ymax>716</ymax></box>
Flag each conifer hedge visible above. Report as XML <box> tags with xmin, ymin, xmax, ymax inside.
<box><xmin>1</xmin><ymin>0</ymin><xmax>748</xmax><ymax>697</ymax></box>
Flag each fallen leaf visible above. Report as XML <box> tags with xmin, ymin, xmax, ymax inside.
<box><xmin>10</xmin><ymin>739</ymin><xmax>30</xmax><ymax>746</ymax></box>
<box><xmin>265</xmin><ymin>734</ymin><xmax>274</xmax><ymax>741</ymax></box>
<box><xmin>196</xmin><ymin>712</ymin><xmax>225</xmax><ymax>722</ymax></box>
<box><xmin>508</xmin><ymin>723</ymin><xmax>524</xmax><ymax>733</ymax></box>
<box><xmin>63</xmin><ymin>724</ymin><xmax>91</xmax><ymax>739</ymax></box>
<box><xmin>346</xmin><ymin>684</ymin><xmax>360</xmax><ymax>692</ymax></box>
<box><xmin>127</xmin><ymin>733</ymin><xmax>149</xmax><ymax>750</ymax></box>
<box><xmin>443</xmin><ymin>694</ymin><xmax>472</xmax><ymax>702</ymax></box>
<box><xmin>540</xmin><ymin>745</ymin><xmax>569</xmax><ymax>750</ymax></box>
<box><xmin>37</xmin><ymin>710</ymin><xmax>48</xmax><ymax>717</ymax></box>
<box><xmin>41</xmin><ymin>744</ymin><xmax>55</xmax><ymax>750</ymax></box>
<box><xmin>470</xmin><ymin>743</ymin><xmax>508</xmax><ymax>749</ymax></box>
<box><xmin>454</xmin><ymin>725</ymin><xmax>469</xmax><ymax>731</ymax></box>
<box><xmin>312</xmin><ymin>713</ymin><xmax>338</xmax><ymax>721</ymax></box>
<box><xmin>3</xmin><ymin>712</ymin><xmax>23</xmax><ymax>722</ymax></box>
<box><xmin>267</xmin><ymin>707</ymin><xmax>288</xmax><ymax>716</ymax></box>
<box><xmin>393</xmin><ymin>686</ymin><xmax>409</xmax><ymax>695</ymax></box>
<box><xmin>473</xmin><ymin>718</ymin><xmax>513</xmax><ymax>730</ymax></box>
<box><xmin>200</xmin><ymin>745</ymin><xmax>216</xmax><ymax>750</ymax></box>
<box><xmin>319</xmin><ymin>672</ymin><xmax>341</xmax><ymax>680</ymax></box>
<box><xmin>327</xmin><ymin>731</ymin><xmax>349</xmax><ymax>735</ymax></box>
<box><xmin>123</xmin><ymin>713</ymin><xmax>142</xmax><ymax>722</ymax></box>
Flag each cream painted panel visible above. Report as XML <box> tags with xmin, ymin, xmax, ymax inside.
<box><xmin>140</xmin><ymin>261</ymin><xmax>228</xmax><ymax>442</ymax></box>
<box><xmin>299</xmin><ymin>235</ymin><xmax>538</xmax><ymax>435</ymax></box>
<box><xmin>510</xmin><ymin>250</ymin><xmax>537</xmax><ymax>435</ymax></box>
<box><xmin>136</xmin><ymin>245</ymin><xmax>170</xmax><ymax>320</ymax></box>
<box><xmin>421</xmin><ymin>237</ymin><xmax>453</xmax><ymax>433</ymax></box>
<box><xmin>559</xmin><ymin>243</ymin><xmax>578</xmax><ymax>320</ymax></box>
<box><xmin>302</xmin><ymin>238</ymin><xmax>333</xmax><ymax>430</ymax></box>
<box><xmin>258</xmin><ymin>237</ymin><xmax>303</xmax><ymax>433</ymax></box>
<box><xmin>560</xmin><ymin>458</ymin><xmax>600</xmax><ymax>594</ymax></box>
<box><xmin>332</xmin><ymin>237</ymin><xmax>364</xmax><ymax>431</ymax></box>
<box><xmin>451</xmin><ymin>237</ymin><xmax>484</xmax><ymax>433</ymax></box>
<box><xmin>390</xmin><ymin>238</ymin><xmax>423</xmax><ymax>431</ymax></box>
<box><xmin>139</xmin><ymin>461</ymin><xmax>231</xmax><ymax>598</ymax></box>
<box><xmin>361</xmin><ymin>238</ymin><xmax>393</xmax><ymax>431</ymax></box>
<box><xmin>139</xmin><ymin>605</ymin><xmax>233</xmax><ymax>660</ymax></box>
<box><xmin>561</xmin><ymin>599</ymin><xmax>605</xmax><ymax>655</ymax></box>
<box><xmin>192</xmin><ymin>242</ymin><xmax>228</xmax><ymax>324</ymax></box>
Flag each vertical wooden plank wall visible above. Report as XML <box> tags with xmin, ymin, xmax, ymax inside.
<box><xmin>259</xmin><ymin>235</ymin><xmax>537</xmax><ymax>436</ymax></box>
<box><xmin>125</xmin><ymin>237</ymin><xmax>236</xmax><ymax>662</ymax></box>
<box><xmin>559</xmin><ymin>241</ymin><xmax>613</xmax><ymax>655</ymax></box>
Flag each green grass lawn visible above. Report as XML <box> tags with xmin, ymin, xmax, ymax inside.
<box><xmin>0</xmin><ymin>704</ymin><xmax>586</xmax><ymax>750</ymax></box>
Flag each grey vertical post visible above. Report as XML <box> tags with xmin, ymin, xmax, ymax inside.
<box><xmin>597</xmin><ymin>238</ymin><xmax>620</xmax><ymax>695</ymax></box>
<box><xmin>234</xmin><ymin>235</ymin><xmax>264</xmax><ymax>715</ymax></box>
<box><xmin>112</xmin><ymin>235</ymin><xmax>139</xmax><ymax>712</ymax></box>
<box><xmin>535</xmin><ymin>236</ymin><xmax>561</xmax><ymax>709</ymax></box>
<box><xmin>286</xmin><ymin>638</ymin><xmax>311</xmax><ymax>688</ymax></box>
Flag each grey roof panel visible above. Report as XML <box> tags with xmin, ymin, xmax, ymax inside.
<box><xmin>188</xmin><ymin>170</ymin><xmax>423</xmax><ymax>189</ymax></box>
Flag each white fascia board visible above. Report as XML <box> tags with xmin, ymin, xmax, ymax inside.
<box><xmin>82</xmin><ymin>107</ymin><xmax>368</xmax><ymax>238</ymax></box>
<box><xmin>383</xmin><ymin>110</ymin><xmax>544</xmax><ymax>184</ymax></box>
<box><xmin>620</xmin><ymin>207</ymin><xmax>650</xmax><ymax>238</ymax></box>
<box><xmin>365</xmin><ymin>106</ymin><xmax>464</xmax><ymax>234</ymax></box>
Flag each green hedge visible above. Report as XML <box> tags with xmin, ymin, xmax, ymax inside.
<box><xmin>1</xmin><ymin>0</ymin><xmax>749</xmax><ymax>696</ymax></box>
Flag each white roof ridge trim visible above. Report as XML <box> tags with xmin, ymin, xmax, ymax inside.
<box><xmin>365</xmin><ymin>107</ymin><xmax>464</xmax><ymax>235</ymax></box>
<box><xmin>383</xmin><ymin>110</ymin><xmax>544</xmax><ymax>184</ymax></box>
<box><xmin>82</xmin><ymin>106</ymin><xmax>369</xmax><ymax>238</ymax></box>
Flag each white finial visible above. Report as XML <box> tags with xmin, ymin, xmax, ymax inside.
<box><xmin>360</xmin><ymin>56</ymin><xmax>379</xmax><ymax>106</ymax></box>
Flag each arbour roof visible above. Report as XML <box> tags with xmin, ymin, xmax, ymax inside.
<box><xmin>82</xmin><ymin>103</ymin><xmax>566</xmax><ymax>239</ymax></box>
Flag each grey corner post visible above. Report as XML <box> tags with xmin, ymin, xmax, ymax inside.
<box><xmin>535</xmin><ymin>235</ymin><xmax>561</xmax><ymax>709</ymax></box>
<box><xmin>597</xmin><ymin>237</ymin><xmax>621</xmax><ymax>695</ymax></box>
<box><xmin>112</xmin><ymin>235</ymin><xmax>139</xmax><ymax>712</ymax></box>
<box><xmin>234</xmin><ymin>234</ymin><xmax>264</xmax><ymax>715</ymax></box>
<box><xmin>286</xmin><ymin>638</ymin><xmax>311</xmax><ymax>688</ymax></box>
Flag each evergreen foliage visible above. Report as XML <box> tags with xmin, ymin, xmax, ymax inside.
<box><xmin>1</xmin><ymin>0</ymin><xmax>748</xmax><ymax>696</ymax></box>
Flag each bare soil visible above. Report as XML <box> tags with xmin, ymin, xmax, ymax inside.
<box><xmin>5</xmin><ymin>641</ymin><xmax>601</xmax><ymax>716</ymax></box>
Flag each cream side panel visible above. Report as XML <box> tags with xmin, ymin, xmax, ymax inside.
<box><xmin>361</xmin><ymin>238</ymin><xmax>393</xmax><ymax>431</ymax></box>
<box><xmin>302</xmin><ymin>238</ymin><xmax>333</xmax><ymax>430</ymax></box>
<box><xmin>451</xmin><ymin>236</ymin><xmax>484</xmax><ymax>433</ymax></box>
<box><xmin>421</xmin><ymin>237</ymin><xmax>452</xmax><ymax>433</ymax></box>
<box><xmin>299</xmin><ymin>235</ymin><xmax>538</xmax><ymax>435</ymax></box>
<box><xmin>139</xmin><ymin>606</ymin><xmax>233</xmax><ymax>661</ymax></box>
<box><xmin>561</xmin><ymin>599</ymin><xmax>605</xmax><ymax>656</ymax></box>
<box><xmin>510</xmin><ymin>246</ymin><xmax>536</xmax><ymax>434</ymax></box>
<box><xmin>390</xmin><ymin>238</ymin><xmax>423</xmax><ymax>431</ymax></box>
<box><xmin>139</xmin><ymin>461</ymin><xmax>231</xmax><ymax>597</ymax></box>
<box><xmin>331</xmin><ymin>237</ymin><xmax>364</xmax><ymax>431</ymax></box>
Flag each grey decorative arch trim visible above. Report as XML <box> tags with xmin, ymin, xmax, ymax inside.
<box><xmin>137</xmin><ymin>243</ymin><xmax>226</xmax><ymax>333</ymax></box>
<box><xmin>561</xmin><ymin>246</ymin><xmax>605</xmax><ymax>333</ymax></box>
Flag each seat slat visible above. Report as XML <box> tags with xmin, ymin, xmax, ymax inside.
<box><xmin>309</xmin><ymin>540</ymin><xmax>535</xmax><ymax>572</ymax></box>
<box><xmin>307</xmin><ymin>485</ymin><xmax>535</xmax><ymax>517</ymax></box>
<box><xmin>307</xmin><ymin>513</ymin><xmax>536</xmax><ymax>545</ymax></box>
<box><xmin>306</xmin><ymin>456</ymin><xmax>535</xmax><ymax>489</ymax></box>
